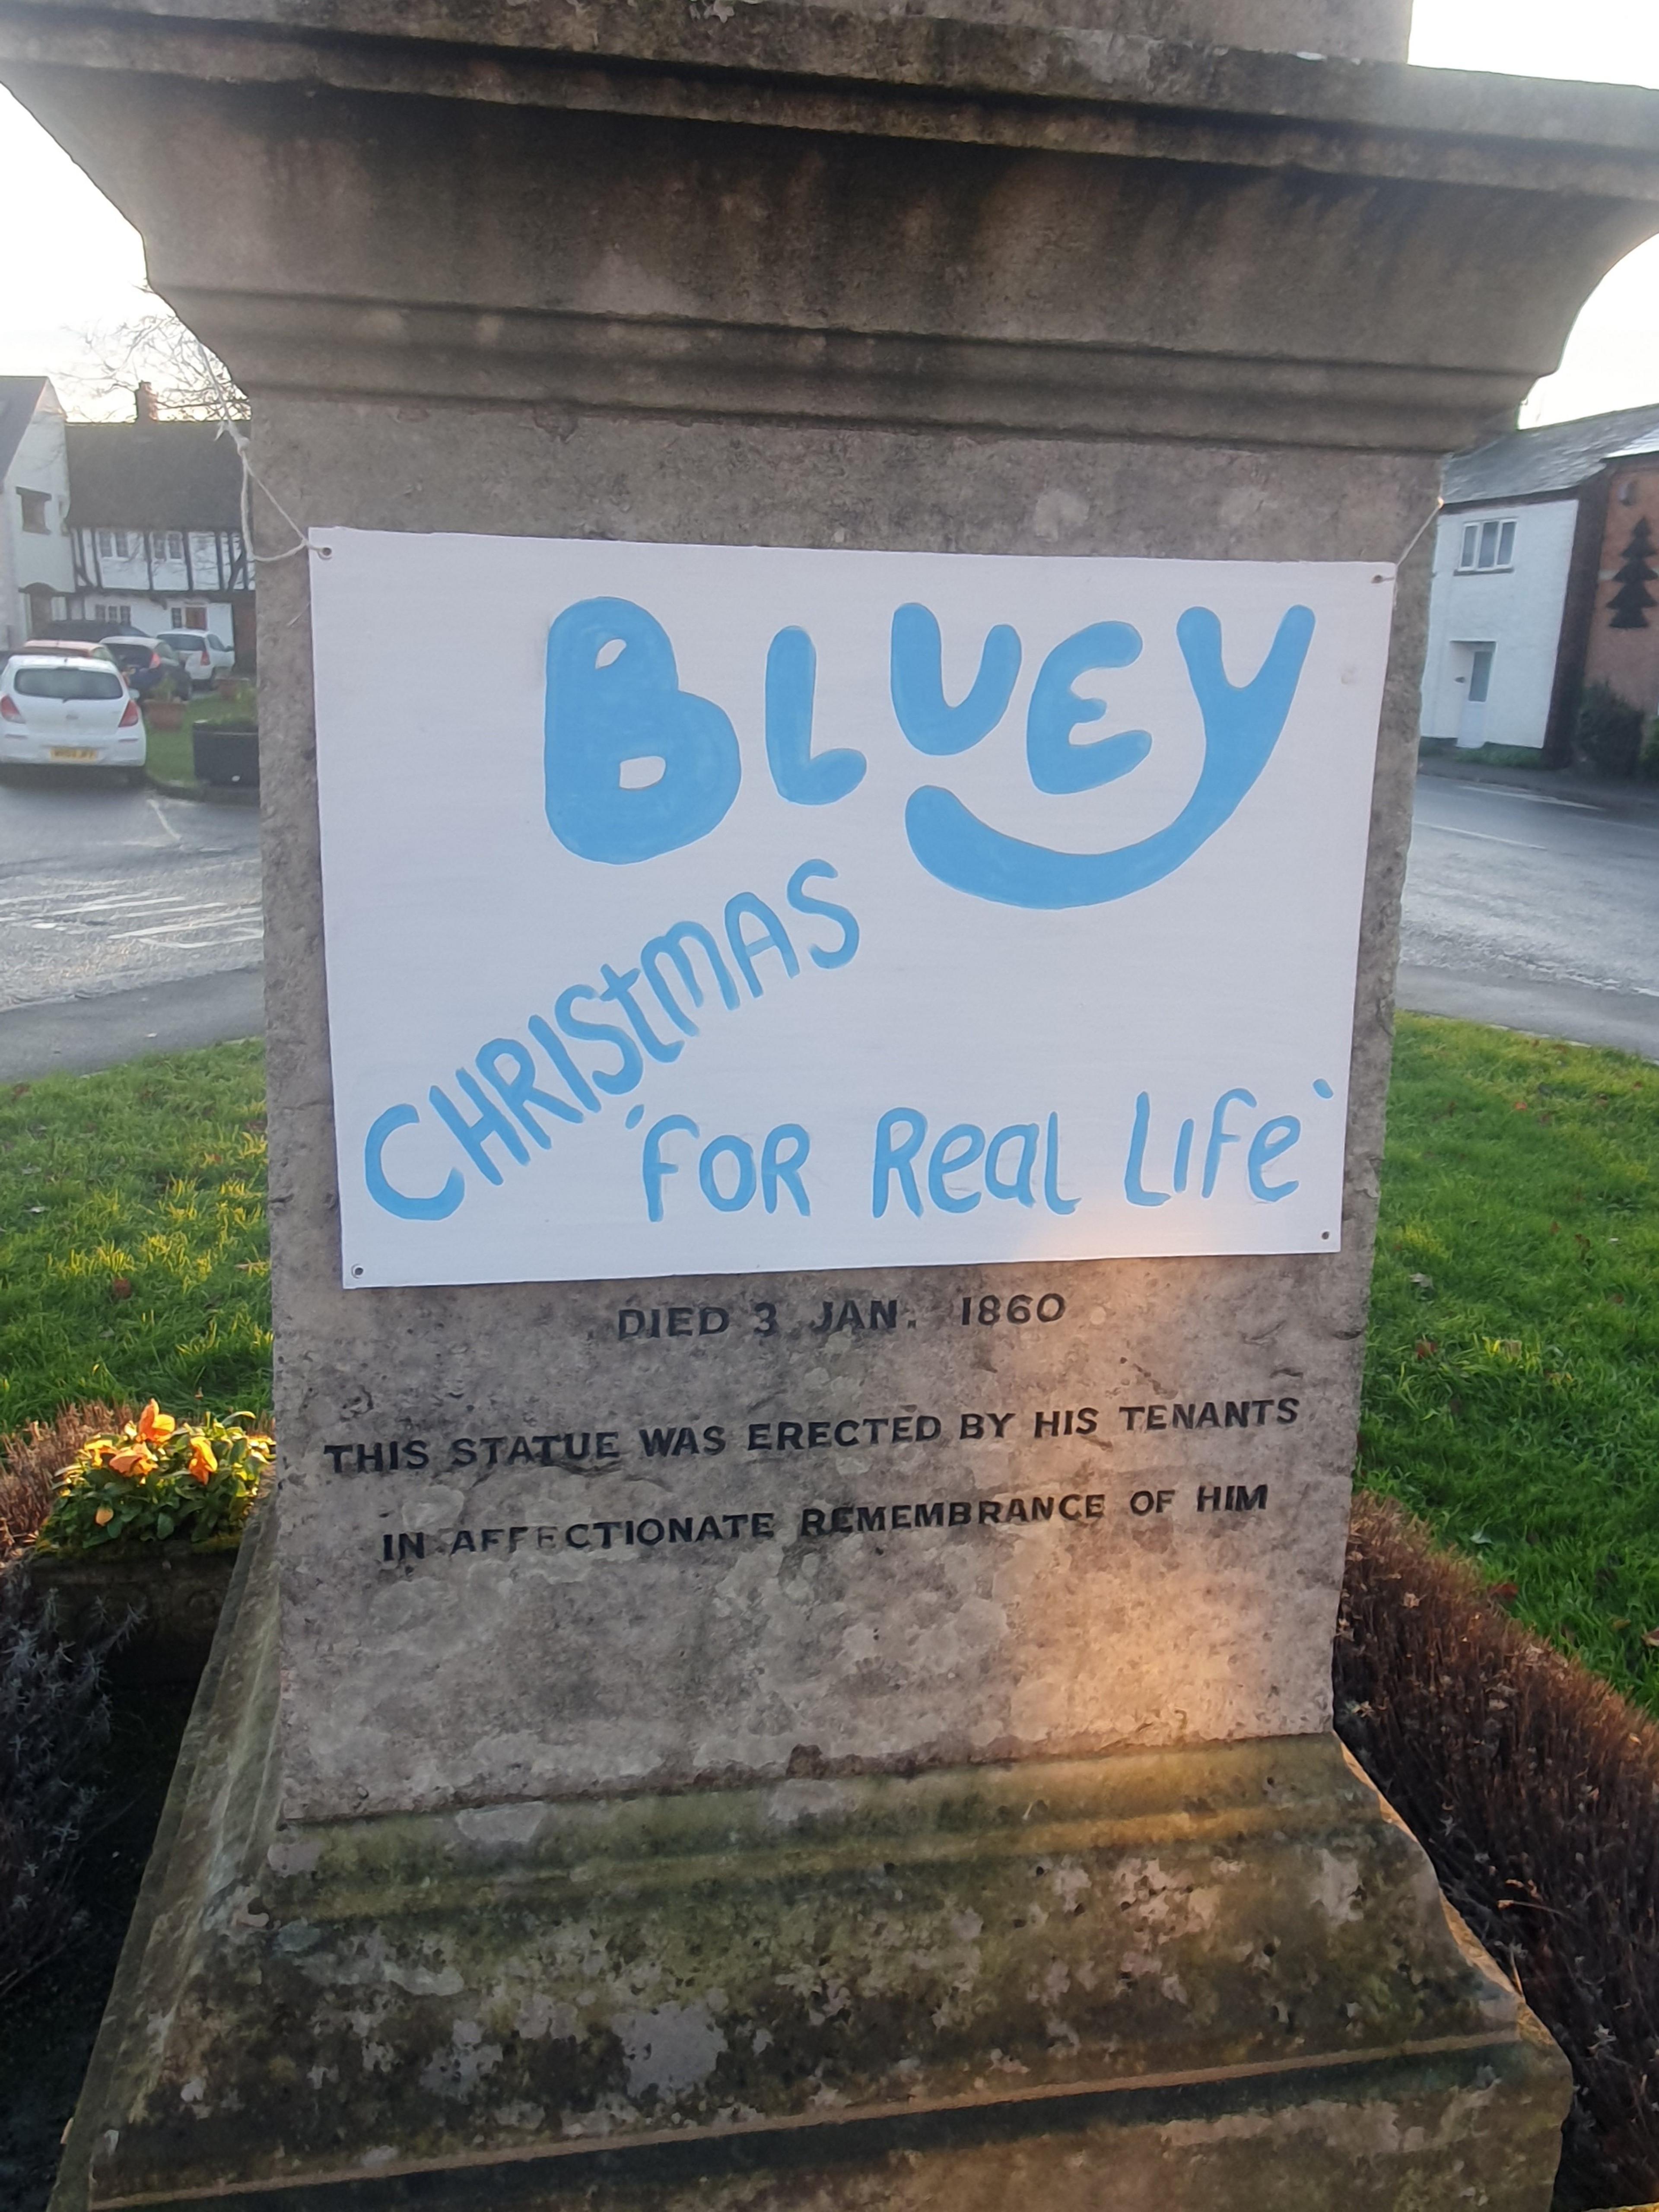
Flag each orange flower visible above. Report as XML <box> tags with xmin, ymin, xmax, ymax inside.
<box><xmin>94</xmin><ymin>1505</ymin><xmax>114</xmax><ymax>1526</ymax></box>
<box><xmin>108</xmin><ymin>1445</ymin><xmax>156</xmax><ymax>1478</ymax></box>
<box><xmin>187</xmin><ymin>1437</ymin><xmax>217</xmax><ymax>1483</ymax></box>
<box><xmin>137</xmin><ymin>1399</ymin><xmax>177</xmax><ymax>1445</ymax></box>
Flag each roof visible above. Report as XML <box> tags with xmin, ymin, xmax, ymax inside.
<box><xmin>64</xmin><ymin>420</ymin><xmax>244</xmax><ymax>529</ymax></box>
<box><xmin>1445</xmin><ymin>401</ymin><xmax>1659</xmax><ymax>506</ymax></box>
<box><xmin>0</xmin><ymin>377</ymin><xmax>48</xmax><ymax>484</ymax></box>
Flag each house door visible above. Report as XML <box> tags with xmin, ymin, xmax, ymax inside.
<box><xmin>1456</xmin><ymin>643</ymin><xmax>1494</xmax><ymax>748</ymax></box>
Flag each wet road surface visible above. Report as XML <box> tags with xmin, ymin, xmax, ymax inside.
<box><xmin>1399</xmin><ymin>765</ymin><xmax>1659</xmax><ymax>1062</ymax></box>
<box><xmin>0</xmin><ymin>768</ymin><xmax>262</xmax><ymax>1077</ymax></box>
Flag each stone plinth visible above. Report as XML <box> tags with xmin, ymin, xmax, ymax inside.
<box><xmin>5</xmin><ymin>1</ymin><xmax>1656</xmax><ymax>2203</ymax></box>
<box><xmin>63</xmin><ymin>1514</ymin><xmax>1570</xmax><ymax>2210</ymax></box>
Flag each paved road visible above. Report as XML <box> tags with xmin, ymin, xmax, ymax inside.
<box><xmin>0</xmin><ymin>768</ymin><xmax>263</xmax><ymax>1079</ymax></box>
<box><xmin>1399</xmin><ymin>765</ymin><xmax>1659</xmax><ymax>1061</ymax></box>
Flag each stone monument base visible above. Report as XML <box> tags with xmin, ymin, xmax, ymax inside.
<box><xmin>54</xmin><ymin>1513</ymin><xmax>1570</xmax><ymax>2211</ymax></box>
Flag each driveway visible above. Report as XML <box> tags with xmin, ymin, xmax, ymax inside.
<box><xmin>1398</xmin><ymin>761</ymin><xmax>1659</xmax><ymax>1061</ymax></box>
<box><xmin>0</xmin><ymin>769</ymin><xmax>263</xmax><ymax>1079</ymax></box>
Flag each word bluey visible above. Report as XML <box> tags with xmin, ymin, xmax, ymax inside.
<box><xmin>545</xmin><ymin>595</ymin><xmax>1316</xmax><ymax>910</ymax></box>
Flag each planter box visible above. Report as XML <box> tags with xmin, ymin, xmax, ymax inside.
<box><xmin>193</xmin><ymin>721</ymin><xmax>259</xmax><ymax>788</ymax></box>
<box><xmin>22</xmin><ymin>1541</ymin><xmax>237</xmax><ymax>1686</ymax></box>
<box><xmin>146</xmin><ymin>700</ymin><xmax>186</xmax><ymax>731</ymax></box>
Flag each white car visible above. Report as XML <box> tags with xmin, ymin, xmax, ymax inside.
<box><xmin>0</xmin><ymin>654</ymin><xmax>146</xmax><ymax>782</ymax></box>
<box><xmin>156</xmin><ymin>629</ymin><xmax>235</xmax><ymax>689</ymax></box>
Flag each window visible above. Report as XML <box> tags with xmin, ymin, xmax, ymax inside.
<box><xmin>13</xmin><ymin>667</ymin><xmax>124</xmax><ymax>700</ymax></box>
<box><xmin>170</xmin><ymin>605</ymin><xmax>208</xmax><ymax>630</ymax></box>
<box><xmin>94</xmin><ymin>603</ymin><xmax>133</xmax><ymax>629</ymax></box>
<box><xmin>154</xmin><ymin>530</ymin><xmax>184</xmax><ymax>563</ymax></box>
<box><xmin>95</xmin><ymin>528</ymin><xmax>133</xmax><ymax>560</ymax></box>
<box><xmin>1458</xmin><ymin>517</ymin><xmax>1516</xmax><ymax>572</ymax></box>
<box><xmin>18</xmin><ymin>489</ymin><xmax>49</xmax><ymax>534</ymax></box>
<box><xmin>1467</xmin><ymin>645</ymin><xmax>1495</xmax><ymax>704</ymax></box>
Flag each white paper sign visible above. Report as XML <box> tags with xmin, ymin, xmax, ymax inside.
<box><xmin>310</xmin><ymin>530</ymin><xmax>1392</xmax><ymax>1287</ymax></box>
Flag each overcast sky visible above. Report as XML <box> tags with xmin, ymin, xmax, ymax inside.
<box><xmin>2</xmin><ymin>0</ymin><xmax>1657</xmax><ymax>424</ymax></box>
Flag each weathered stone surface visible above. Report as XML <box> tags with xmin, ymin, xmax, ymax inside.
<box><xmin>53</xmin><ymin>1515</ymin><xmax>1571</xmax><ymax>2211</ymax></box>
<box><xmin>793</xmin><ymin>0</ymin><xmax>1410</xmax><ymax>64</ymax></box>
<box><xmin>254</xmin><ymin>400</ymin><xmax>1414</xmax><ymax>1824</ymax></box>
<box><xmin>266</xmin><ymin>0</ymin><xmax>1398</xmax><ymax>59</ymax></box>
<box><xmin>10</xmin><ymin>10</ymin><xmax>1658</xmax><ymax>459</ymax></box>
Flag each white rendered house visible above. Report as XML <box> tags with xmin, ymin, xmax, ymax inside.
<box><xmin>1420</xmin><ymin>402</ymin><xmax>1659</xmax><ymax>759</ymax></box>
<box><xmin>1420</xmin><ymin>499</ymin><xmax>1579</xmax><ymax>751</ymax></box>
<box><xmin>0</xmin><ymin>377</ymin><xmax>73</xmax><ymax>652</ymax></box>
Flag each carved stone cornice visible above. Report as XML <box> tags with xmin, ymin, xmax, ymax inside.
<box><xmin>3</xmin><ymin>0</ymin><xmax>1658</xmax><ymax>449</ymax></box>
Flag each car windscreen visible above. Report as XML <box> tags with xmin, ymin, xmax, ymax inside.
<box><xmin>12</xmin><ymin>667</ymin><xmax>125</xmax><ymax>699</ymax></box>
<box><xmin>162</xmin><ymin>635</ymin><xmax>206</xmax><ymax>651</ymax></box>
<box><xmin>105</xmin><ymin>645</ymin><xmax>151</xmax><ymax>664</ymax></box>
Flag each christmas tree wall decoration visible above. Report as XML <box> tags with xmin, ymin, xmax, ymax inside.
<box><xmin>1609</xmin><ymin>514</ymin><xmax>1658</xmax><ymax>629</ymax></box>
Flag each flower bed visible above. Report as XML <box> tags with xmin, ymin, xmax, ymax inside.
<box><xmin>4</xmin><ymin>1402</ymin><xmax>271</xmax><ymax>1686</ymax></box>
<box><xmin>33</xmin><ymin>1401</ymin><xmax>269</xmax><ymax>1555</ymax></box>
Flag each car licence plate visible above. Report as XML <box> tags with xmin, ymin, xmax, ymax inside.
<box><xmin>49</xmin><ymin>747</ymin><xmax>99</xmax><ymax>762</ymax></box>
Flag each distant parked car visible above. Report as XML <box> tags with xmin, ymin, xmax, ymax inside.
<box><xmin>156</xmin><ymin>629</ymin><xmax>235</xmax><ymax>689</ymax></box>
<box><xmin>101</xmin><ymin>636</ymin><xmax>188</xmax><ymax>699</ymax></box>
<box><xmin>18</xmin><ymin>638</ymin><xmax>116</xmax><ymax>661</ymax></box>
<box><xmin>0</xmin><ymin>655</ymin><xmax>146</xmax><ymax>782</ymax></box>
<box><xmin>0</xmin><ymin>636</ymin><xmax>116</xmax><ymax>679</ymax></box>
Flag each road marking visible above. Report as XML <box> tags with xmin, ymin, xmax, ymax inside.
<box><xmin>109</xmin><ymin>927</ymin><xmax>264</xmax><ymax>948</ymax></box>
<box><xmin>109</xmin><ymin>908</ymin><xmax>261</xmax><ymax>941</ymax></box>
<box><xmin>14</xmin><ymin>893</ymin><xmax>196</xmax><ymax>918</ymax></box>
<box><xmin>1441</xmin><ymin>781</ymin><xmax>1603</xmax><ymax>813</ymax></box>
<box><xmin>0</xmin><ymin>872</ymin><xmax>263</xmax><ymax>953</ymax></box>
<box><xmin>1414</xmin><ymin>822</ymin><xmax>1546</xmax><ymax>852</ymax></box>
<box><xmin>0</xmin><ymin>894</ymin><xmax>194</xmax><ymax>920</ymax></box>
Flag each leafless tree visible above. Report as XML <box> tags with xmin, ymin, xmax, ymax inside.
<box><xmin>68</xmin><ymin>305</ymin><xmax>248</xmax><ymax>422</ymax></box>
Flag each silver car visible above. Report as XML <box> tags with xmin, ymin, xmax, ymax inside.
<box><xmin>156</xmin><ymin>628</ymin><xmax>235</xmax><ymax>690</ymax></box>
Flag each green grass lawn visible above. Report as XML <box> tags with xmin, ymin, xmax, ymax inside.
<box><xmin>0</xmin><ymin>1042</ymin><xmax>270</xmax><ymax>1432</ymax></box>
<box><xmin>5</xmin><ymin>1014</ymin><xmax>1659</xmax><ymax>1714</ymax></box>
<box><xmin>142</xmin><ymin>680</ymin><xmax>256</xmax><ymax>788</ymax></box>
<box><xmin>1364</xmin><ymin>1012</ymin><xmax>1659</xmax><ymax>1708</ymax></box>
